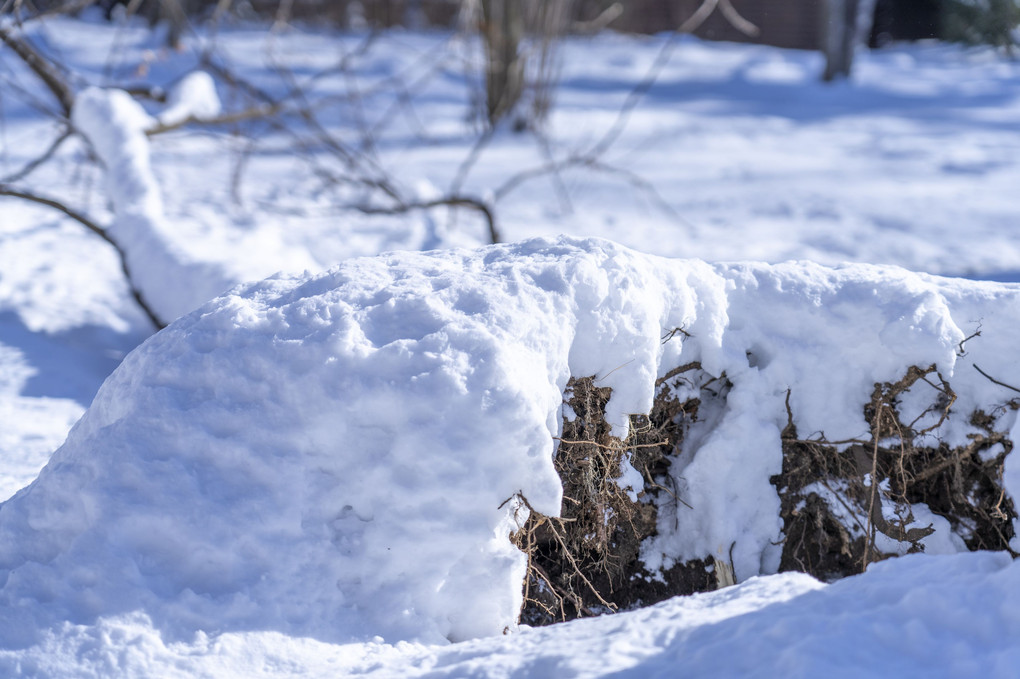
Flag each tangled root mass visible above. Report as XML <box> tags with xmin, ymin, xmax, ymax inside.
<box><xmin>513</xmin><ymin>362</ymin><xmax>1018</xmax><ymax>626</ymax></box>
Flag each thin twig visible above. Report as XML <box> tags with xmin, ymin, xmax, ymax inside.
<box><xmin>509</xmin><ymin>491</ymin><xmax>616</xmax><ymax>616</ymax></box>
<box><xmin>862</xmin><ymin>404</ymin><xmax>883</xmax><ymax>572</ymax></box>
<box><xmin>0</xmin><ymin>24</ymin><xmax>75</xmax><ymax>116</ymax></box>
<box><xmin>555</xmin><ymin>437</ymin><xmax>668</xmax><ymax>451</ymax></box>
<box><xmin>957</xmin><ymin>326</ymin><xmax>981</xmax><ymax>357</ymax></box>
<box><xmin>354</xmin><ymin>195</ymin><xmax>500</xmax><ymax>244</ymax></box>
<box><xmin>482</xmin><ymin>0</ymin><xmax>750</xmax><ymax>229</ymax></box>
<box><xmin>448</xmin><ymin>124</ymin><xmax>496</xmax><ymax>200</ymax></box>
<box><xmin>0</xmin><ymin>125</ymin><xmax>71</xmax><ymax>183</ymax></box>
<box><xmin>595</xmin><ymin>359</ymin><xmax>636</xmax><ymax>383</ymax></box>
<box><xmin>655</xmin><ymin>361</ymin><xmax>702</xmax><ymax>386</ymax></box>
<box><xmin>543</xmin><ymin>516</ymin><xmax>618</xmax><ymax>613</ymax></box>
<box><xmin>974</xmin><ymin>364</ymin><xmax>1020</xmax><ymax>395</ymax></box>
<box><xmin>640</xmin><ymin>464</ymin><xmax>693</xmax><ymax>510</ymax></box>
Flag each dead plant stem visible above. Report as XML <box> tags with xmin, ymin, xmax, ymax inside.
<box><xmin>863</xmin><ymin>404</ymin><xmax>883</xmax><ymax>572</ymax></box>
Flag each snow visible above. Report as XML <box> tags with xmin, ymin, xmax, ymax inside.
<box><xmin>2</xmin><ymin>13</ymin><xmax>1020</xmax><ymax>677</ymax></box>
<box><xmin>5</xmin><ymin>552</ymin><xmax>1020</xmax><ymax>677</ymax></box>
<box><xmin>71</xmin><ymin>81</ymin><xmax>315</xmax><ymax>323</ymax></box>
<box><xmin>0</xmin><ymin>238</ymin><xmax>720</xmax><ymax>647</ymax></box>
<box><xmin>155</xmin><ymin>72</ymin><xmax>222</xmax><ymax>129</ymax></box>
<box><xmin>3</xmin><ymin>237</ymin><xmax>1020</xmax><ymax>669</ymax></box>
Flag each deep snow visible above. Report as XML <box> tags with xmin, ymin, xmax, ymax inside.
<box><xmin>3</xmin><ymin>237</ymin><xmax>1020</xmax><ymax>677</ymax></box>
<box><xmin>2</xmin><ymin>11</ymin><xmax>1020</xmax><ymax>677</ymax></box>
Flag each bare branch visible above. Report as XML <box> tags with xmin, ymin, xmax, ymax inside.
<box><xmin>203</xmin><ymin>48</ymin><xmax>499</xmax><ymax>245</ymax></box>
<box><xmin>585</xmin><ymin>0</ymin><xmax>752</xmax><ymax>162</ymax></box>
<box><xmin>201</xmin><ymin>0</ymin><xmax>236</xmax><ymax>56</ymax></box>
<box><xmin>534</xmin><ymin>131</ymin><xmax>573</xmax><ymax>214</ymax></box>
<box><xmin>718</xmin><ymin>0</ymin><xmax>761</xmax><ymax>37</ymax></box>
<box><xmin>10</xmin><ymin>0</ymin><xmax>99</xmax><ymax>22</ymax></box>
<box><xmin>205</xmin><ymin>53</ymin><xmax>404</xmax><ymax>203</ymax></box>
<box><xmin>123</xmin><ymin>85</ymin><xmax>168</xmax><ymax>103</ymax></box>
<box><xmin>572</xmin><ymin>2</ymin><xmax>623</xmax><ymax>36</ymax></box>
<box><xmin>493</xmin><ymin>153</ymin><xmax>694</xmax><ymax>228</ymax></box>
<box><xmin>974</xmin><ymin>364</ymin><xmax>1020</xmax><ymax>395</ymax></box>
<box><xmin>354</xmin><ymin>195</ymin><xmax>501</xmax><ymax>244</ymax></box>
<box><xmin>0</xmin><ymin>24</ymin><xmax>75</xmax><ymax>117</ymax></box>
<box><xmin>584</xmin><ymin>159</ymin><xmax>692</xmax><ymax>225</ymax></box>
<box><xmin>0</xmin><ymin>184</ymin><xmax>166</xmax><ymax>330</ymax></box>
<box><xmin>453</xmin><ymin>0</ymin><xmax>735</xmax><ymax>231</ymax></box>
<box><xmin>200</xmin><ymin>55</ymin><xmax>278</xmax><ymax>105</ymax></box>
<box><xmin>957</xmin><ymin>326</ymin><xmax>982</xmax><ymax>357</ymax></box>
<box><xmin>0</xmin><ymin>125</ymin><xmax>71</xmax><ymax>183</ymax></box>
<box><xmin>448</xmin><ymin>125</ymin><xmax>495</xmax><ymax>199</ymax></box>
<box><xmin>145</xmin><ymin>102</ymin><xmax>285</xmax><ymax>136</ymax></box>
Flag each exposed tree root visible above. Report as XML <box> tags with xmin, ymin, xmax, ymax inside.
<box><xmin>775</xmin><ymin>364</ymin><xmax>1017</xmax><ymax>578</ymax></box>
<box><xmin>514</xmin><ymin>359</ymin><xmax>1019</xmax><ymax>627</ymax></box>
<box><xmin>512</xmin><ymin>364</ymin><xmax>729</xmax><ymax>625</ymax></box>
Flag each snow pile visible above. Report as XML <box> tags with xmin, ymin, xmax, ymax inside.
<box><xmin>71</xmin><ymin>75</ymin><xmax>314</xmax><ymax>324</ymax></box>
<box><xmin>1</xmin><ymin>237</ymin><xmax>1019</xmax><ymax>652</ymax></box>
<box><xmin>641</xmin><ymin>262</ymin><xmax>991</xmax><ymax>578</ymax></box>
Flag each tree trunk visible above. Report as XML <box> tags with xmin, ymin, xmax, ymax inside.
<box><xmin>856</xmin><ymin>0</ymin><xmax>877</xmax><ymax>45</ymax></box>
<box><xmin>822</xmin><ymin>0</ymin><xmax>863</xmax><ymax>81</ymax></box>
<box><xmin>479</xmin><ymin>0</ymin><xmax>525</xmax><ymax>126</ymax></box>
<box><xmin>143</xmin><ymin>0</ymin><xmax>188</xmax><ymax>49</ymax></box>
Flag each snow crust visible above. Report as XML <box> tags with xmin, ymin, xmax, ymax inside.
<box><xmin>1</xmin><ymin>237</ymin><xmax>1019</xmax><ymax>655</ymax></box>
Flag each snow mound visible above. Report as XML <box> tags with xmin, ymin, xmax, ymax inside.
<box><xmin>1</xmin><ymin>237</ymin><xmax>1018</xmax><ymax>649</ymax></box>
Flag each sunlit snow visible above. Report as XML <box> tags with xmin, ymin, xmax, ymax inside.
<box><xmin>2</xmin><ymin>11</ymin><xmax>1020</xmax><ymax>677</ymax></box>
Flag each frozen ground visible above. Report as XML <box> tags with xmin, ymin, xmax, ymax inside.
<box><xmin>1</xmin><ymin>12</ymin><xmax>1019</xmax><ymax>677</ymax></box>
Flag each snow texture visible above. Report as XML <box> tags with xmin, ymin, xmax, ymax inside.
<box><xmin>4</xmin><ymin>17</ymin><xmax>1020</xmax><ymax>677</ymax></box>
<box><xmin>1</xmin><ymin>237</ymin><xmax>1019</xmax><ymax>655</ymax></box>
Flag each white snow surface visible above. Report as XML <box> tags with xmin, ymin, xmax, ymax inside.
<box><xmin>2</xmin><ymin>237</ymin><xmax>1020</xmax><ymax>676</ymax></box>
<box><xmin>5</xmin><ymin>551</ymin><xmax>1020</xmax><ymax>677</ymax></box>
<box><xmin>4</xmin><ymin>15</ymin><xmax>1020</xmax><ymax>677</ymax></box>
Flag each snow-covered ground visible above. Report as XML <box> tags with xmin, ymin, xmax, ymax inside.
<box><xmin>1</xmin><ymin>11</ymin><xmax>1020</xmax><ymax>676</ymax></box>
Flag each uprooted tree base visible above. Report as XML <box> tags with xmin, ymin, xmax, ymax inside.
<box><xmin>512</xmin><ymin>364</ymin><xmax>732</xmax><ymax>626</ymax></box>
<box><xmin>776</xmin><ymin>364</ymin><xmax>1018</xmax><ymax>579</ymax></box>
<box><xmin>513</xmin><ymin>361</ymin><xmax>1019</xmax><ymax>627</ymax></box>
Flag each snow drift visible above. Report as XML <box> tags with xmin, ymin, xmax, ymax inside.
<box><xmin>1</xmin><ymin>237</ymin><xmax>1019</xmax><ymax>649</ymax></box>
